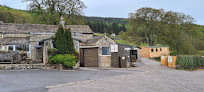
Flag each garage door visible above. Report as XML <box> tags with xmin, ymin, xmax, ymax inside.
<box><xmin>83</xmin><ymin>48</ymin><xmax>99</xmax><ymax>67</ymax></box>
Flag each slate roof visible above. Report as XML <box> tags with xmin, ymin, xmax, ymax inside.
<box><xmin>85</xmin><ymin>35</ymin><xmax>105</xmax><ymax>44</ymax></box>
<box><xmin>118</xmin><ymin>43</ymin><xmax>141</xmax><ymax>49</ymax></box>
<box><xmin>0</xmin><ymin>22</ymin><xmax>93</xmax><ymax>33</ymax></box>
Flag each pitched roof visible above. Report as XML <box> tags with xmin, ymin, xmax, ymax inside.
<box><xmin>0</xmin><ymin>23</ymin><xmax>93</xmax><ymax>33</ymax></box>
<box><xmin>85</xmin><ymin>35</ymin><xmax>105</xmax><ymax>44</ymax></box>
<box><xmin>146</xmin><ymin>46</ymin><xmax>169</xmax><ymax>48</ymax></box>
<box><xmin>118</xmin><ymin>43</ymin><xmax>141</xmax><ymax>49</ymax></box>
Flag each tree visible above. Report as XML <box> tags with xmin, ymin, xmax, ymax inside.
<box><xmin>55</xmin><ymin>25</ymin><xmax>67</xmax><ymax>54</ymax></box>
<box><xmin>127</xmin><ymin>7</ymin><xmax>164</xmax><ymax>46</ymax></box>
<box><xmin>22</xmin><ymin>0</ymin><xmax>86</xmax><ymax>25</ymax></box>
<box><xmin>65</xmin><ymin>28</ymin><xmax>75</xmax><ymax>54</ymax></box>
<box><xmin>54</xmin><ymin>25</ymin><xmax>75</xmax><ymax>54</ymax></box>
<box><xmin>161</xmin><ymin>11</ymin><xmax>197</xmax><ymax>55</ymax></box>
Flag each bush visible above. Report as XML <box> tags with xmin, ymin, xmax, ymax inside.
<box><xmin>74</xmin><ymin>50</ymin><xmax>80</xmax><ymax>62</ymax></box>
<box><xmin>150</xmin><ymin>57</ymin><xmax>161</xmax><ymax>62</ymax></box>
<box><xmin>170</xmin><ymin>50</ymin><xmax>177</xmax><ymax>56</ymax></box>
<box><xmin>49</xmin><ymin>54</ymin><xmax>76</xmax><ymax>68</ymax></box>
<box><xmin>177</xmin><ymin>56</ymin><xmax>204</xmax><ymax>70</ymax></box>
<box><xmin>47</xmin><ymin>48</ymin><xmax>59</xmax><ymax>56</ymax></box>
<box><xmin>196</xmin><ymin>50</ymin><xmax>204</xmax><ymax>56</ymax></box>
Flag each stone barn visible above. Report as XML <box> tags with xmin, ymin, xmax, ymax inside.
<box><xmin>80</xmin><ymin>35</ymin><xmax>117</xmax><ymax>67</ymax></box>
<box><xmin>141</xmin><ymin>46</ymin><xmax>170</xmax><ymax>58</ymax></box>
<box><xmin>80</xmin><ymin>35</ymin><xmax>142</xmax><ymax>68</ymax></box>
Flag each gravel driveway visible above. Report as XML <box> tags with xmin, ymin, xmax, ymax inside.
<box><xmin>48</xmin><ymin>58</ymin><xmax>204</xmax><ymax>92</ymax></box>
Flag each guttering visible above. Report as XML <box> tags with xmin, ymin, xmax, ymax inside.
<box><xmin>30</xmin><ymin>32</ymin><xmax>56</xmax><ymax>35</ymax></box>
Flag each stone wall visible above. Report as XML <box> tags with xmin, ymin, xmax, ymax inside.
<box><xmin>100</xmin><ymin>56</ymin><xmax>111</xmax><ymax>67</ymax></box>
<box><xmin>0</xmin><ymin>64</ymin><xmax>58</xmax><ymax>70</ymax></box>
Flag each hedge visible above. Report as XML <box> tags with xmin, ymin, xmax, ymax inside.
<box><xmin>177</xmin><ymin>56</ymin><xmax>204</xmax><ymax>70</ymax></box>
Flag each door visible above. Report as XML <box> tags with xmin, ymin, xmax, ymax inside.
<box><xmin>36</xmin><ymin>47</ymin><xmax>43</xmax><ymax>63</ymax></box>
<box><xmin>83</xmin><ymin>48</ymin><xmax>99</xmax><ymax>67</ymax></box>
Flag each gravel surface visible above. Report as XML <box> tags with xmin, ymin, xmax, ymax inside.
<box><xmin>48</xmin><ymin>58</ymin><xmax>204</xmax><ymax>92</ymax></box>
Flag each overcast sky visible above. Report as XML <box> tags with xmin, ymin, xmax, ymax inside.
<box><xmin>0</xmin><ymin>0</ymin><xmax>203</xmax><ymax>25</ymax></box>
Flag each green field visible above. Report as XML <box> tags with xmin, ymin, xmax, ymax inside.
<box><xmin>94</xmin><ymin>33</ymin><xmax>104</xmax><ymax>36</ymax></box>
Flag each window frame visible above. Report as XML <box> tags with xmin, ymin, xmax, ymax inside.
<box><xmin>7</xmin><ymin>45</ymin><xmax>16</xmax><ymax>51</ymax></box>
<box><xmin>102</xmin><ymin>47</ymin><xmax>109</xmax><ymax>55</ymax></box>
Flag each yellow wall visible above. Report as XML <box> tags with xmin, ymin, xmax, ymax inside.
<box><xmin>141</xmin><ymin>46</ymin><xmax>150</xmax><ymax>57</ymax></box>
<box><xmin>141</xmin><ymin>46</ymin><xmax>170</xmax><ymax>58</ymax></box>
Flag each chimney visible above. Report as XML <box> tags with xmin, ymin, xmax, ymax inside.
<box><xmin>60</xmin><ymin>16</ymin><xmax>65</xmax><ymax>28</ymax></box>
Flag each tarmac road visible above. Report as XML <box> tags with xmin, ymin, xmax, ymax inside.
<box><xmin>48</xmin><ymin>58</ymin><xmax>204</xmax><ymax>92</ymax></box>
<box><xmin>0</xmin><ymin>66</ymin><xmax>143</xmax><ymax>92</ymax></box>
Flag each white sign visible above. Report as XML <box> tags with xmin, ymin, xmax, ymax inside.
<box><xmin>111</xmin><ymin>44</ymin><xmax>118</xmax><ymax>52</ymax></box>
<box><xmin>122</xmin><ymin>57</ymin><xmax>125</xmax><ymax>60</ymax></box>
<box><xmin>125</xmin><ymin>48</ymin><xmax>131</xmax><ymax>51</ymax></box>
<box><xmin>168</xmin><ymin>56</ymin><xmax>172</xmax><ymax>63</ymax></box>
<box><xmin>161</xmin><ymin>56</ymin><xmax>164</xmax><ymax>59</ymax></box>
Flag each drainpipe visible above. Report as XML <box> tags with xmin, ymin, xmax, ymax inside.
<box><xmin>2</xmin><ymin>31</ymin><xmax>5</xmax><ymax>38</ymax></box>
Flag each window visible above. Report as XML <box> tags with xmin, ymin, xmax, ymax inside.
<box><xmin>7</xmin><ymin>45</ymin><xmax>15</xmax><ymax>51</ymax></box>
<box><xmin>102</xmin><ymin>47</ymin><xmax>109</xmax><ymax>55</ymax></box>
<box><xmin>156</xmin><ymin>48</ymin><xmax>158</xmax><ymax>52</ymax></box>
<box><xmin>151</xmin><ymin>49</ymin><xmax>154</xmax><ymax>52</ymax></box>
<box><xmin>160</xmin><ymin>48</ymin><xmax>162</xmax><ymax>51</ymax></box>
<box><xmin>15</xmin><ymin>44</ymin><xmax>29</xmax><ymax>52</ymax></box>
<box><xmin>132</xmin><ymin>50</ymin><xmax>137</xmax><ymax>55</ymax></box>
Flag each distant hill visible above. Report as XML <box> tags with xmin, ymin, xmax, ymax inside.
<box><xmin>0</xmin><ymin>5</ymin><xmax>127</xmax><ymax>34</ymax></box>
<box><xmin>0</xmin><ymin>5</ymin><xmax>32</xmax><ymax>24</ymax></box>
<box><xmin>84</xmin><ymin>16</ymin><xmax>128</xmax><ymax>34</ymax></box>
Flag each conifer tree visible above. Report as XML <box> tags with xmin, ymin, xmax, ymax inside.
<box><xmin>65</xmin><ymin>28</ymin><xmax>75</xmax><ymax>54</ymax></box>
<box><xmin>55</xmin><ymin>25</ymin><xmax>67</xmax><ymax>54</ymax></box>
<box><xmin>54</xmin><ymin>25</ymin><xmax>75</xmax><ymax>55</ymax></box>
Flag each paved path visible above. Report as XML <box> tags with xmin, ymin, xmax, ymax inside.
<box><xmin>48</xmin><ymin>58</ymin><xmax>204</xmax><ymax>92</ymax></box>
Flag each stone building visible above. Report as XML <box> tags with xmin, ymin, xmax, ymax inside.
<box><xmin>0</xmin><ymin>21</ymin><xmax>94</xmax><ymax>63</ymax></box>
<box><xmin>80</xmin><ymin>35</ymin><xmax>141</xmax><ymax>68</ymax></box>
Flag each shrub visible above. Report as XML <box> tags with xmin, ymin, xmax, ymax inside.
<box><xmin>177</xmin><ymin>56</ymin><xmax>204</xmax><ymax>70</ymax></box>
<box><xmin>74</xmin><ymin>50</ymin><xmax>80</xmax><ymax>62</ymax></box>
<box><xmin>47</xmin><ymin>48</ymin><xmax>59</xmax><ymax>56</ymax></box>
<box><xmin>150</xmin><ymin>57</ymin><xmax>161</xmax><ymax>62</ymax></box>
<box><xmin>196</xmin><ymin>50</ymin><xmax>204</xmax><ymax>56</ymax></box>
<box><xmin>170</xmin><ymin>50</ymin><xmax>177</xmax><ymax>56</ymax></box>
<box><xmin>49</xmin><ymin>54</ymin><xmax>76</xmax><ymax>68</ymax></box>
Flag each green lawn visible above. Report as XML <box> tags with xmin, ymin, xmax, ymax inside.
<box><xmin>94</xmin><ymin>33</ymin><xmax>104</xmax><ymax>36</ymax></box>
